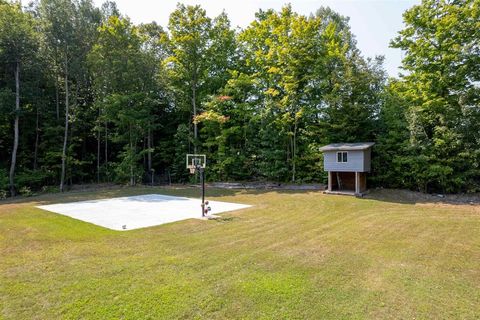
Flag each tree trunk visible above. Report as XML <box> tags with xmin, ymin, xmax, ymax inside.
<box><xmin>147</xmin><ymin>126</ymin><xmax>152</xmax><ymax>172</ymax></box>
<box><xmin>143</xmin><ymin>137</ymin><xmax>146</xmax><ymax>169</ymax></box>
<box><xmin>104</xmin><ymin>120</ymin><xmax>108</xmax><ymax>181</ymax></box>
<box><xmin>192</xmin><ymin>83</ymin><xmax>197</xmax><ymax>153</ymax></box>
<box><xmin>60</xmin><ymin>58</ymin><xmax>69</xmax><ymax>192</ymax></box>
<box><xmin>133</xmin><ymin>137</ymin><xmax>137</xmax><ymax>186</ymax></box>
<box><xmin>33</xmin><ymin>105</ymin><xmax>40</xmax><ymax>171</ymax></box>
<box><xmin>97</xmin><ymin>125</ymin><xmax>100</xmax><ymax>183</ymax></box>
<box><xmin>292</xmin><ymin>120</ymin><xmax>297</xmax><ymax>182</ymax></box>
<box><xmin>9</xmin><ymin>61</ymin><xmax>20</xmax><ymax>197</ymax></box>
<box><xmin>55</xmin><ymin>76</ymin><xmax>60</xmax><ymax>121</ymax></box>
<box><xmin>191</xmin><ymin>62</ymin><xmax>198</xmax><ymax>154</ymax></box>
<box><xmin>129</xmin><ymin>124</ymin><xmax>134</xmax><ymax>186</ymax></box>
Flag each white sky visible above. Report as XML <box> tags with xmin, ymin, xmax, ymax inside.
<box><xmin>92</xmin><ymin>0</ymin><xmax>420</xmax><ymax>77</ymax></box>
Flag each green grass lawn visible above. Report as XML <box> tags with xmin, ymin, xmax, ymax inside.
<box><xmin>1</xmin><ymin>187</ymin><xmax>479</xmax><ymax>319</ymax></box>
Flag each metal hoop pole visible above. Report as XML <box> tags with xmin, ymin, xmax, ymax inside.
<box><xmin>199</xmin><ymin>166</ymin><xmax>205</xmax><ymax>217</ymax></box>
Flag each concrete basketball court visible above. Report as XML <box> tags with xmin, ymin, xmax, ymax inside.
<box><xmin>37</xmin><ymin>194</ymin><xmax>251</xmax><ymax>231</ymax></box>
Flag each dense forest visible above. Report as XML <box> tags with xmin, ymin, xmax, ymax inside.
<box><xmin>0</xmin><ymin>0</ymin><xmax>479</xmax><ymax>197</ymax></box>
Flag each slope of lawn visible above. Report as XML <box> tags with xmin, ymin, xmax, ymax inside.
<box><xmin>1</xmin><ymin>187</ymin><xmax>479</xmax><ymax>319</ymax></box>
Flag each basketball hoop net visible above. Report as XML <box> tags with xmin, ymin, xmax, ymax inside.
<box><xmin>186</xmin><ymin>154</ymin><xmax>206</xmax><ymax>175</ymax></box>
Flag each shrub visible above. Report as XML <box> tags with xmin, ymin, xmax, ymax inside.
<box><xmin>0</xmin><ymin>168</ymin><xmax>8</xmax><ymax>191</ymax></box>
<box><xmin>19</xmin><ymin>186</ymin><xmax>34</xmax><ymax>197</ymax></box>
<box><xmin>16</xmin><ymin>169</ymin><xmax>55</xmax><ymax>191</ymax></box>
<box><xmin>41</xmin><ymin>185</ymin><xmax>59</xmax><ymax>194</ymax></box>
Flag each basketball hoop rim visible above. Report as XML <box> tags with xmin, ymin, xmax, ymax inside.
<box><xmin>186</xmin><ymin>154</ymin><xmax>206</xmax><ymax>174</ymax></box>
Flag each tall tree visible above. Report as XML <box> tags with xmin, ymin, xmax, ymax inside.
<box><xmin>165</xmin><ymin>4</ymin><xmax>235</xmax><ymax>153</ymax></box>
<box><xmin>138</xmin><ymin>21</ymin><xmax>169</xmax><ymax>173</ymax></box>
<box><xmin>233</xmin><ymin>6</ymin><xmax>385</xmax><ymax>181</ymax></box>
<box><xmin>0</xmin><ymin>2</ymin><xmax>38</xmax><ymax>196</ymax></box>
<box><xmin>391</xmin><ymin>0</ymin><xmax>480</xmax><ymax>192</ymax></box>
<box><xmin>39</xmin><ymin>0</ymin><xmax>100</xmax><ymax>191</ymax></box>
<box><xmin>39</xmin><ymin>0</ymin><xmax>76</xmax><ymax>191</ymax></box>
<box><xmin>89</xmin><ymin>16</ymin><xmax>160</xmax><ymax>185</ymax></box>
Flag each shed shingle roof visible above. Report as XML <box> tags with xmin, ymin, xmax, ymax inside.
<box><xmin>319</xmin><ymin>142</ymin><xmax>375</xmax><ymax>152</ymax></box>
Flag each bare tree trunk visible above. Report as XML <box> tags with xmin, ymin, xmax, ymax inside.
<box><xmin>104</xmin><ymin>120</ymin><xmax>108</xmax><ymax>181</ymax></box>
<box><xmin>55</xmin><ymin>76</ymin><xmax>60</xmax><ymax>121</ymax></box>
<box><xmin>133</xmin><ymin>138</ymin><xmax>137</xmax><ymax>186</ymax></box>
<box><xmin>60</xmin><ymin>58</ymin><xmax>69</xmax><ymax>192</ymax></box>
<box><xmin>96</xmin><ymin>107</ymin><xmax>101</xmax><ymax>183</ymax></box>
<box><xmin>192</xmin><ymin>87</ymin><xmax>197</xmax><ymax>153</ymax></box>
<box><xmin>33</xmin><ymin>105</ymin><xmax>40</xmax><ymax>171</ymax></box>
<box><xmin>9</xmin><ymin>61</ymin><xmax>20</xmax><ymax>197</ymax></box>
<box><xmin>135</xmin><ymin>135</ymin><xmax>138</xmax><ymax>185</ymax></box>
<box><xmin>130</xmin><ymin>147</ymin><xmax>134</xmax><ymax>186</ymax></box>
<box><xmin>143</xmin><ymin>138</ymin><xmax>146</xmax><ymax>169</ymax></box>
<box><xmin>192</xmin><ymin>80</ymin><xmax>198</xmax><ymax>185</ymax></box>
<box><xmin>292</xmin><ymin>120</ymin><xmax>297</xmax><ymax>182</ymax></box>
<box><xmin>147</xmin><ymin>126</ymin><xmax>152</xmax><ymax>172</ymax></box>
<box><xmin>97</xmin><ymin>125</ymin><xmax>100</xmax><ymax>183</ymax></box>
<box><xmin>129</xmin><ymin>124</ymin><xmax>134</xmax><ymax>186</ymax></box>
<box><xmin>192</xmin><ymin>73</ymin><xmax>197</xmax><ymax>153</ymax></box>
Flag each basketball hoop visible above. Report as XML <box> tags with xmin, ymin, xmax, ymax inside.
<box><xmin>186</xmin><ymin>154</ymin><xmax>207</xmax><ymax>217</ymax></box>
<box><xmin>186</xmin><ymin>154</ymin><xmax>206</xmax><ymax>174</ymax></box>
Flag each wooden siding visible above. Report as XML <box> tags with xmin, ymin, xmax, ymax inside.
<box><xmin>323</xmin><ymin>150</ymin><xmax>371</xmax><ymax>172</ymax></box>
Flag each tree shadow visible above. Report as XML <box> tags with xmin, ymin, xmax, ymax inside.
<box><xmin>363</xmin><ymin>188</ymin><xmax>480</xmax><ymax>206</ymax></box>
<box><xmin>210</xmin><ymin>216</ymin><xmax>239</xmax><ymax>223</ymax></box>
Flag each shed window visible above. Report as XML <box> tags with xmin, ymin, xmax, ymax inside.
<box><xmin>337</xmin><ymin>151</ymin><xmax>348</xmax><ymax>163</ymax></box>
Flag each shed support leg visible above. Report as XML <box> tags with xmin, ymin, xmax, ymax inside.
<box><xmin>355</xmin><ymin>172</ymin><xmax>360</xmax><ymax>195</ymax></box>
<box><xmin>328</xmin><ymin>171</ymin><xmax>332</xmax><ymax>191</ymax></box>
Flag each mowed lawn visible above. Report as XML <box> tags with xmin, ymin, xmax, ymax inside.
<box><xmin>1</xmin><ymin>187</ymin><xmax>479</xmax><ymax>319</ymax></box>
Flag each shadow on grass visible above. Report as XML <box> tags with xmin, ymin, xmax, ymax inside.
<box><xmin>364</xmin><ymin>188</ymin><xmax>480</xmax><ymax>206</ymax></box>
<box><xmin>212</xmin><ymin>216</ymin><xmax>239</xmax><ymax>223</ymax></box>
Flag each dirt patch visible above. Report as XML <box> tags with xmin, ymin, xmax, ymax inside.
<box><xmin>0</xmin><ymin>203</ymin><xmax>26</xmax><ymax>214</ymax></box>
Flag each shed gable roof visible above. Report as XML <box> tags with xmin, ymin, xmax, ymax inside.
<box><xmin>319</xmin><ymin>142</ymin><xmax>375</xmax><ymax>152</ymax></box>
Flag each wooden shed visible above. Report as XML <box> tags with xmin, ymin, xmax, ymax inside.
<box><xmin>319</xmin><ymin>142</ymin><xmax>374</xmax><ymax>196</ymax></box>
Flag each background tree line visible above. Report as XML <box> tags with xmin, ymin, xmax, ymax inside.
<box><xmin>0</xmin><ymin>0</ymin><xmax>479</xmax><ymax>197</ymax></box>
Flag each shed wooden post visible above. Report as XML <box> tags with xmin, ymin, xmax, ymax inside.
<box><xmin>328</xmin><ymin>171</ymin><xmax>332</xmax><ymax>191</ymax></box>
<box><xmin>355</xmin><ymin>172</ymin><xmax>360</xmax><ymax>195</ymax></box>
